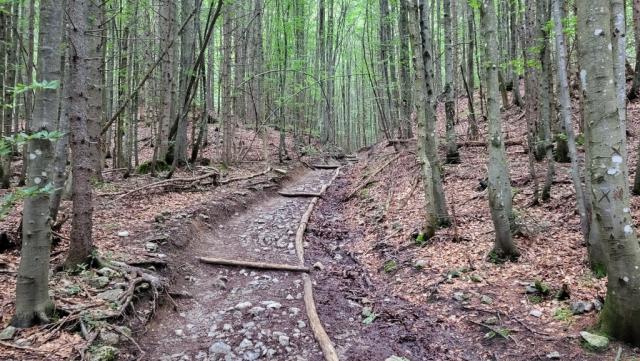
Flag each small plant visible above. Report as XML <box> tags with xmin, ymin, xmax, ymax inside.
<box><xmin>414</xmin><ymin>232</ymin><xmax>427</xmax><ymax>247</ymax></box>
<box><xmin>592</xmin><ymin>264</ymin><xmax>607</xmax><ymax>279</ymax></box>
<box><xmin>384</xmin><ymin>260</ymin><xmax>398</xmax><ymax>273</ymax></box>
<box><xmin>534</xmin><ymin>280</ymin><xmax>551</xmax><ymax>296</ymax></box>
<box><xmin>137</xmin><ymin>160</ymin><xmax>170</xmax><ymax>174</ymax></box>
<box><xmin>65</xmin><ymin>284</ymin><xmax>82</xmax><ymax>296</ymax></box>
<box><xmin>362</xmin><ymin>307</ymin><xmax>377</xmax><ymax>325</ymax></box>
<box><xmin>487</xmin><ymin>249</ymin><xmax>508</xmax><ymax>264</ymax></box>
<box><xmin>484</xmin><ymin>327</ymin><xmax>511</xmax><ymax>340</ymax></box>
<box><xmin>527</xmin><ymin>295</ymin><xmax>543</xmax><ymax>304</ymax></box>
<box><xmin>553</xmin><ymin>307</ymin><xmax>573</xmax><ymax>322</ymax></box>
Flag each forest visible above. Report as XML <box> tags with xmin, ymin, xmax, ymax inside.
<box><xmin>1</xmin><ymin>0</ymin><xmax>640</xmax><ymax>360</ymax></box>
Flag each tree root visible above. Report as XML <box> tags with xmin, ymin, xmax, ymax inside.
<box><xmin>111</xmin><ymin>171</ymin><xmax>220</xmax><ymax>203</ymax></box>
<box><xmin>198</xmin><ymin>257</ymin><xmax>310</xmax><ymax>273</ymax></box>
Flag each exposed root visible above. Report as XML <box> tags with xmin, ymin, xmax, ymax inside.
<box><xmin>111</xmin><ymin>171</ymin><xmax>220</xmax><ymax>203</ymax></box>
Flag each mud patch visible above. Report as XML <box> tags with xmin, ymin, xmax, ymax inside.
<box><xmin>305</xmin><ymin>174</ymin><xmax>481</xmax><ymax>361</ymax></box>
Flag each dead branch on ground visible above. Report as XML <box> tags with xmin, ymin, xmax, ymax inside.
<box><xmin>198</xmin><ymin>257</ymin><xmax>310</xmax><ymax>272</ymax></box>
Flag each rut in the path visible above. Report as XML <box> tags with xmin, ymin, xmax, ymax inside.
<box><xmin>139</xmin><ymin>170</ymin><xmax>335</xmax><ymax>361</ymax></box>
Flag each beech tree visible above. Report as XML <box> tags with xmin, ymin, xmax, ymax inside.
<box><xmin>577</xmin><ymin>0</ymin><xmax>640</xmax><ymax>343</ymax></box>
<box><xmin>406</xmin><ymin>0</ymin><xmax>437</xmax><ymax>238</ymax></box>
<box><xmin>480</xmin><ymin>0</ymin><xmax>519</xmax><ymax>260</ymax></box>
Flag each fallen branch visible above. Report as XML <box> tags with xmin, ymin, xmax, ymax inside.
<box><xmin>219</xmin><ymin>167</ymin><xmax>271</xmax><ymax>185</ymax></box>
<box><xmin>303</xmin><ymin>273</ymin><xmax>339</xmax><ymax>361</ymax></box>
<box><xmin>457</xmin><ymin>139</ymin><xmax>524</xmax><ymax>148</ymax></box>
<box><xmin>198</xmin><ymin>257</ymin><xmax>310</xmax><ymax>273</ymax></box>
<box><xmin>467</xmin><ymin>319</ymin><xmax>518</xmax><ymax>344</ymax></box>
<box><xmin>345</xmin><ymin>154</ymin><xmax>400</xmax><ymax>200</ymax></box>
<box><xmin>278</xmin><ymin>191</ymin><xmax>323</xmax><ymax>198</ymax></box>
<box><xmin>0</xmin><ymin>341</ymin><xmax>51</xmax><ymax>355</ymax></box>
<box><xmin>310</xmin><ymin>164</ymin><xmax>340</xmax><ymax>169</ymax></box>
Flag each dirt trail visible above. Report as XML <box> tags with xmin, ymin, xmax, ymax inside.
<box><xmin>139</xmin><ymin>169</ymin><xmax>335</xmax><ymax>361</ymax></box>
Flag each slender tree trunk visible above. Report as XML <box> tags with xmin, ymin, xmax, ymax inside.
<box><xmin>481</xmin><ymin>0</ymin><xmax>519</xmax><ymax>260</ymax></box>
<box><xmin>443</xmin><ymin>0</ymin><xmax>460</xmax><ymax>164</ymax></box>
<box><xmin>630</xmin><ymin>0</ymin><xmax>640</xmax><ymax>100</ymax></box>
<box><xmin>418</xmin><ymin>0</ymin><xmax>450</xmax><ymax>226</ymax></box>
<box><xmin>510</xmin><ymin>0</ymin><xmax>523</xmax><ymax>106</ymax></box>
<box><xmin>174</xmin><ymin>0</ymin><xmax>196</xmax><ymax>166</ymax></box>
<box><xmin>406</xmin><ymin>0</ymin><xmax>437</xmax><ymax>238</ymax></box>
<box><xmin>552</xmin><ymin>0</ymin><xmax>588</xmax><ymax>240</ymax></box>
<box><xmin>12</xmin><ymin>0</ymin><xmax>64</xmax><ymax>328</ymax></box>
<box><xmin>87</xmin><ymin>0</ymin><xmax>106</xmax><ymax>181</ymax></box>
<box><xmin>65</xmin><ymin>0</ymin><xmax>94</xmax><ymax>268</ymax></box>
<box><xmin>1</xmin><ymin>3</ymin><xmax>17</xmax><ymax>189</ymax></box>
<box><xmin>398</xmin><ymin>0</ymin><xmax>413</xmax><ymax>139</ymax></box>
<box><xmin>539</xmin><ymin>0</ymin><xmax>555</xmax><ymax>201</ymax></box>
<box><xmin>222</xmin><ymin>2</ymin><xmax>234</xmax><ymax>165</ymax></box>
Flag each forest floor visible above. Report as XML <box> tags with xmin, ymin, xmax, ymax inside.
<box><xmin>3</xmin><ymin>93</ymin><xmax>640</xmax><ymax>360</ymax></box>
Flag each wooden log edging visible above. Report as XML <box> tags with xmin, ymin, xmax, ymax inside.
<box><xmin>198</xmin><ymin>257</ymin><xmax>309</xmax><ymax>273</ymax></box>
<box><xmin>278</xmin><ymin>191</ymin><xmax>324</xmax><ymax>198</ymax></box>
<box><xmin>295</xmin><ymin>168</ymin><xmax>341</xmax><ymax>361</ymax></box>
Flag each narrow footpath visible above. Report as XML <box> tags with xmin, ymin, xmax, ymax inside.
<box><xmin>139</xmin><ymin>169</ymin><xmax>335</xmax><ymax>361</ymax></box>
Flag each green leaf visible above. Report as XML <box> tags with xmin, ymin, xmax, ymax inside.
<box><xmin>362</xmin><ymin>312</ymin><xmax>377</xmax><ymax>325</ymax></box>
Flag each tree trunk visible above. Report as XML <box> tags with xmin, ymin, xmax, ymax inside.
<box><xmin>418</xmin><ymin>0</ymin><xmax>450</xmax><ymax>226</ymax></box>
<box><xmin>406</xmin><ymin>0</ymin><xmax>437</xmax><ymax>238</ymax></box>
<box><xmin>443</xmin><ymin>0</ymin><xmax>460</xmax><ymax>164</ymax></box>
<box><xmin>577</xmin><ymin>0</ymin><xmax>640</xmax><ymax>345</ymax></box>
<box><xmin>173</xmin><ymin>0</ymin><xmax>196</xmax><ymax>167</ymax></box>
<box><xmin>630</xmin><ymin>0</ymin><xmax>640</xmax><ymax>100</ymax></box>
<box><xmin>480</xmin><ymin>0</ymin><xmax>519</xmax><ymax>260</ymax></box>
<box><xmin>398</xmin><ymin>0</ymin><xmax>413</xmax><ymax>139</ymax></box>
<box><xmin>65</xmin><ymin>0</ymin><xmax>95</xmax><ymax>268</ymax></box>
<box><xmin>222</xmin><ymin>2</ymin><xmax>234</xmax><ymax>165</ymax></box>
<box><xmin>552</xmin><ymin>0</ymin><xmax>588</xmax><ymax>240</ymax></box>
<box><xmin>87</xmin><ymin>0</ymin><xmax>106</xmax><ymax>181</ymax></box>
<box><xmin>538</xmin><ymin>0</ymin><xmax>555</xmax><ymax>201</ymax></box>
<box><xmin>510</xmin><ymin>0</ymin><xmax>523</xmax><ymax>106</ymax></box>
<box><xmin>11</xmin><ymin>0</ymin><xmax>64</xmax><ymax>328</ymax></box>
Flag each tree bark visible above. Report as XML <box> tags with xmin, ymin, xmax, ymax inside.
<box><xmin>65</xmin><ymin>0</ymin><xmax>95</xmax><ymax>268</ymax></box>
<box><xmin>406</xmin><ymin>0</ymin><xmax>437</xmax><ymax>238</ymax></box>
<box><xmin>552</xmin><ymin>0</ymin><xmax>588</xmax><ymax>240</ymax></box>
<box><xmin>443</xmin><ymin>0</ymin><xmax>460</xmax><ymax>164</ymax></box>
<box><xmin>480</xmin><ymin>0</ymin><xmax>519</xmax><ymax>260</ymax></box>
<box><xmin>577</xmin><ymin>0</ymin><xmax>640</xmax><ymax>345</ymax></box>
<box><xmin>418</xmin><ymin>0</ymin><xmax>450</xmax><ymax>226</ymax></box>
<box><xmin>12</xmin><ymin>0</ymin><xmax>64</xmax><ymax>328</ymax></box>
